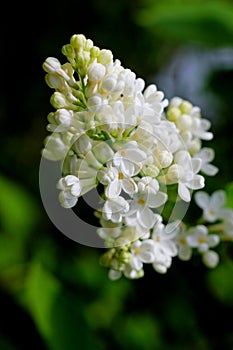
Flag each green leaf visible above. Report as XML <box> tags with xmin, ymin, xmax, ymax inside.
<box><xmin>206</xmin><ymin>257</ymin><xmax>233</xmax><ymax>305</ymax></box>
<box><xmin>24</xmin><ymin>261</ymin><xmax>97</xmax><ymax>350</ymax></box>
<box><xmin>0</xmin><ymin>174</ymin><xmax>39</xmax><ymax>237</ymax></box>
<box><xmin>113</xmin><ymin>313</ymin><xmax>161</xmax><ymax>350</ymax></box>
<box><xmin>225</xmin><ymin>182</ymin><xmax>233</xmax><ymax>208</ymax></box>
<box><xmin>137</xmin><ymin>1</ymin><xmax>233</xmax><ymax>46</ymax></box>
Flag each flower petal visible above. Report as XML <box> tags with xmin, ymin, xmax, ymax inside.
<box><xmin>210</xmin><ymin>190</ymin><xmax>226</xmax><ymax>210</ymax></box>
<box><xmin>140</xmin><ymin>207</ymin><xmax>156</xmax><ymax>229</ymax></box>
<box><xmin>121</xmin><ymin>178</ymin><xmax>137</xmax><ymax>194</ymax></box>
<box><xmin>195</xmin><ymin>191</ymin><xmax>210</xmax><ymax>210</ymax></box>
<box><xmin>106</xmin><ymin>179</ymin><xmax>121</xmax><ymax>198</ymax></box>
<box><xmin>178</xmin><ymin>183</ymin><xmax>191</xmax><ymax>202</ymax></box>
<box><xmin>147</xmin><ymin>192</ymin><xmax>168</xmax><ymax>208</ymax></box>
<box><xmin>202</xmin><ymin>163</ymin><xmax>219</xmax><ymax>176</ymax></box>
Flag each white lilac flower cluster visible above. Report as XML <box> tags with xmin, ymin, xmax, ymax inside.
<box><xmin>42</xmin><ymin>34</ymin><xmax>233</xmax><ymax>280</ymax></box>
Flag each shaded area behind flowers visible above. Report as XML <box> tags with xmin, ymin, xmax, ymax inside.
<box><xmin>1</xmin><ymin>0</ymin><xmax>233</xmax><ymax>349</ymax></box>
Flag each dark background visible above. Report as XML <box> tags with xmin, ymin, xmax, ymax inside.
<box><xmin>1</xmin><ymin>1</ymin><xmax>233</xmax><ymax>349</ymax></box>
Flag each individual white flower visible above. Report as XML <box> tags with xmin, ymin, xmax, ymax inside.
<box><xmin>129</xmin><ymin>239</ymin><xmax>156</xmax><ymax>271</ymax></box>
<box><xmin>151</xmin><ymin>219</ymin><xmax>179</xmax><ymax>258</ymax></box>
<box><xmin>102</xmin><ymin>196</ymin><xmax>129</xmax><ymax>223</ymax></box>
<box><xmin>166</xmin><ymin>150</ymin><xmax>205</xmax><ymax>202</ymax></box>
<box><xmin>194</xmin><ymin>190</ymin><xmax>226</xmax><ymax>222</ymax></box>
<box><xmin>131</xmin><ymin>85</ymin><xmax>167</xmax><ymax>126</ymax></box>
<box><xmin>113</xmin><ymin>141</ymin><xmax>147</xmax><ymax>177</ymax></box>
<box><xmin>103</xmin><ymin>166</ymin><xmax>138</xmax><ymax>199</ymax></box>
<box><xmin>57</xmin><ymin>175</ymin><xmax>81</xmax><ymax>208</ymax></box>
<box><xmin>125</xmin><ymin>192</ymin><xmax>167</xmax><ymax>233</ymax></box>
<box><xmin>191</xmin><ymin>117</ymin><xmax>213</xmax><ymax>141</ymax></box>
<box><xmin>176</xmin><ymin>230</ymin><xmax>193</xmax><ymax>261</ymax></box>
<box><xmin>194</xmin><ymin>147</ymin><xmax>218</xmax><ymax>176</ymax></box>
<box><xmin>137</xmin><ymin>176</ymin><xmax>160</xmax><ymax>194</ymax></box>
<box><xmin>219</xmin><ymin>209</ymin><xmax>233</xmax><ymax>238</ymax></box>
<box><xmin>186</xmin><ymin>225</ymin><xmax>220</xmax><ymax>253</ymax></box>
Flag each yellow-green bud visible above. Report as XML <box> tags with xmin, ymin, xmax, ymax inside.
<box><xmin>99</xmin><ymin>249</ymin><xmax>115</xmax><ymax>267</ymax></box>
<box><xmin>119</xmin><ymin>250</ymin><xmax>132</xmax><ymax>264</ymax></box>
<box><xmin>98</xmin><ymin>49</ymin><xmax>113</xmax><ymax>64</ymax></box>
<box><xmin>90</xmin><ymin>46</ymin><xmax>100</xmax><ymax>58</ymax></box>
<box><xmin>85</xmin><ymin>39</ymin><xmax>94</xmax><ymax>50</ymax></box>
<box><xmin>50</xmin><ymin>92</ymin><xmax>69</xmax><ymax>109</ymax></box>
<box><xmin>167</xmin><ymin>106</ymin><xmax>181</xmax><ymax>121</ymax></box>
<box><xmin>62</xmin><ymin>44</ymin><xmax>75</xmax><ymax>64</ymax></box>
<box><xmin>142</xmin><ymin>164</ymin><xmax>160</xmax><ymax>178</ymax></box>
<box><xmin>179</xmin><ymin>100</ymin><xmax>193</xmax><ymax>114</ymax></box>
<box><xmin>70</xmin><ymin>34</ymin><xmax>86</xmax><ymax>49</ymax></box>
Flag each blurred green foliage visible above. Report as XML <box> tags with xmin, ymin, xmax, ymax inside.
<box><xmin>138</xmin><ymin>0</ymin><xmax>233</xmax><ymax>46</ymax></box>
<box><xmin>1</xmin><ymin>0</ymin><xmax>233</xmax><ymax>349</ymax></box>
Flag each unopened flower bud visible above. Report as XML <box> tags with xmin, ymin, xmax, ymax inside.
<box><xmin>202</xmin><ymin>250</ymin><xmax>219</xmax><ymax>268</ymax></box>
<box><xmin>70</xmin><ymin>34</ymin><xmax>86</xmax><ymax>49</ymax></box>
<box><xmin>142</xmin><ymin>164</ymin><xmax>160</xmax><ymax>178</ymax></box>
<box><xmin>158</xmin><ymin>150</ymin><xmax>173</xmax><ymax>168</ymax></box>
<box><xmin>73</xmin><ymin>133</ymin><xmax>93</xmax><ymax>155</ymax></box>
<box><xmin>50</xmin><ymin>92</ymin><xmax>72</xmax><ymax>109</ymax></box>
<box><xmin>92</xmin><ymin>142</ymin><xmax>114</xmax><ymax>164</ymax></box>
<box><xmin>87</xmin><ymin>62</ymin><xmax>106</xmax><ymax>83</ymax></box>
<box><xmin>90</xmin><ymin>46</ymin><xmax>100</xmax><ymax>58</ymax></box>
<box><xmin>98</xmin><ymin>49</ymin><xmax>113</xmax><ymax>64</ymax></box>
<box><xmin>101</xmin><ymin>75</ymin><xmax>117</xmax><ymax>92</ymax></box>
<box><xmin>176</xmin><ymin>114</ymin><xmax>193</xmax><ymax>131</ymax></box>
<box><xmin>43</xmin><ymin>57</ymin><xmax>61</xmax><ymax>73</ymax></box>
<box><xmin>167</xmin><ymin>106</ymin><xmax>181</xmax><ymax>121</ymax></box>
<box><xmin>85</xmin><ymin>39</ymin><xmax>93</xmax><ymax>50</ymax></box>
<box><xmin>180</xmin><ymin>100</ymin><xmax>193</xmax><ymax>114</ymax></box>
<box><xmin>62</xmin><ymin>44</ymin><xmax>75</xmax><ymax>63</ymax></box>
<box><xmin>55</xmin><ymin>109</ymin><xmax>73</xmax><ymax>127</ymax></box>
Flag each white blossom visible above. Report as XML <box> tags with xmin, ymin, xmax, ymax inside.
<box><xmin>194</xmin><ymin>190</ymin><xmax>226</xmax><ymax>222</ymax></box>
<box><xmin>57</xmin><ymin>175</ymin><xmax>81</xmax><ymax>208</ymax></box>
<box><xmin>102</xmin><ymin>196</ymin><xmax>129</xmax><ymax>223</ymax></box>
<box><xmin>186</xmin><ymin>225</ymin><xmax>220</xmax><ymax>253</ymax></box>
<box><xmin>194</xmin><ymin>147</ymin><xmax>218</xmax><ymax>176</ymax></box>
<box><xmin>113</xmin><ymin>141</ymin><xmax>147</xmax><ymax>177</ymax></box>
<box><xmin>166</xmin><ymin>150</ymin><xmax>205</xmax><ymax>202</ymax></box>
